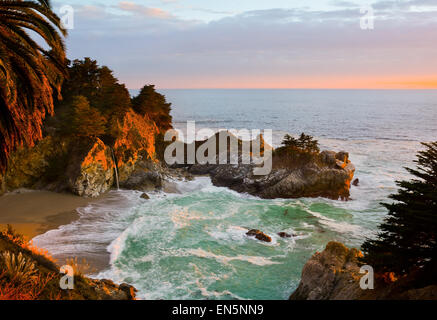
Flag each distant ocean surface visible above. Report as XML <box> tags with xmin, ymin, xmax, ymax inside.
<box><xmin>34</xmin><ymin>89</ymin><xmax>437</xmax><ymax>300</ymax></box>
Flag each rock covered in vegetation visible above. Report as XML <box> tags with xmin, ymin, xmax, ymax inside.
<box><xmin>187</xmin><ymin>136</ymin><xmax>355</xmax><ymax>200</ymax></box>
<box><xmin>0</xmin><ymin>109</ymin><xmax>161</xmax><ymax>198</ymax></box>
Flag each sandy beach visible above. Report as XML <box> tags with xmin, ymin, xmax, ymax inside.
<box><xmin>0</xmin><ymin>189</ymin><xmax>103</xmax><ymax>239</ymax></box>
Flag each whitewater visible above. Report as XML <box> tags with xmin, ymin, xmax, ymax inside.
<box><xmin>34</xmin><ymin>89</ymin><xmax>437</xmax><ymax>300</ymax></box>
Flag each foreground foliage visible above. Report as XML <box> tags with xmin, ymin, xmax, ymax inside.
<box><xmin>0</xmin><ymin>0</ymin><xmax>67</xmax><ymax>172</ymax></box>
<box><xmin>362</xmin><ymin>142</ymin><xmax>437</xmax><ymax>277</ymax></box>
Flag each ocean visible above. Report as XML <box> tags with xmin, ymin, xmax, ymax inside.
<box><xmin>33</xmin><ymin>89</ymin><xmax>437</xmax><ymax>300</ymax></box>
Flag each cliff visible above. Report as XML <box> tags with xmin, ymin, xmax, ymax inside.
<box><xmin>290</xmin><ymin>242</ymin><xmax>437</xmax><ymax>300</ymax></box>
<box><xmin>0</xmin><ymin>109</ymin><xmax>161</xmax><ymax>198</ymax></box>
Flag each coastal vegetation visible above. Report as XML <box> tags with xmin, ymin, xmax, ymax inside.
<box><xmin>0</xmin><ymin>57</ymin><xmax>172</xmax><ymax>196</ymax></box>
<box><xmin>0</xmin><ymin>225</ymin><xmax>136</xmax><ymax>300</ymax></box>
<box><xmin>361</xmin><ymin>142</ymin><xmax>437</xmax><ymax>277</ymax></box>
<box><xmin>273</xmin><ymin>133</ymin><xmax>321</xmax><ymax>169</ymax></box>
<box><xmin>0</xmin><ymin>0</ymin><xmax>67</xmax><ymax>172</ymax></box>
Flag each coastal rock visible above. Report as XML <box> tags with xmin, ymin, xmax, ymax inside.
<box><xmin>1</xmin><ymin>110</ymin><xmax>161</xmax><ymax>198</ymax></box>
<box><xmin>113</xmin><ymin>110</ymin><xmax>159</xmax><ymax>183</ymax></box>
<box><xmin>246</xmin><ymin>229</ymin><xmax>272</xmax><ymax>242</ymax></box>
<box><xmin>85</xmin><ymin>279</ymin><xmax>137</xmax><ymax>300</ymax></box>
<box><xmin>289</xmin><ymin>241</ymin><xmax>437</xmax><ymax>300</ymax></box>
<box><xmin>182</xmin><ymin>132</ymin><xmax>355</xmax><ymax>200</ymax></box>
<box><xmin>68</xmin><ymin>138</ymin><xmax>115</xmax><ymax>198</ymax></box>
<box><xmin>353</xmin><ymin>178</ymin><xmax>359</xmax><ymax>186</ymax></box>
<box><xmin>278</xmin><ymin>232</ymin><xmax>292</xmax><ymax>238</ymax></box>
<box><xmin>209</xmin><ymin>151</ymin><xmax>355</xmax><ymax>200</ymax></box>
<box><xmin>119</xmin><ymin>283</ymin><xmax>138</xmax><ymax>300</ymax></box>
<box><xmin>289</xmin><ymin>242</ymin><xmax>363</xmax><ymax>300</ymax></box>
<box><xmin>140</xmin><ymin>193</ymin><xmax>150</xmax><ymax>199</ymax></box>
<box><xmin>120</xmin><ymin>159</ymin><xmax>163</xmax><ymax>191</ymax></box>
<box><xmin>70</xmin><ymin>111</ymin><xmax>159</xmax><ymax>197</ymax></box>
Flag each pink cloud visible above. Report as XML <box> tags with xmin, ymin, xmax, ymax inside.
<box><xmin>118</xmin><ymin>1</ymin><xmax>172</xmax><ymax>19</ymax></box>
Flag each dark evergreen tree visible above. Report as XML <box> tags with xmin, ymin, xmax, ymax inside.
<box><xmin>70</xmin><ymin>96</ymin><xmax>106</xmax><ymax>138</ymax></box>
<box><xmin>60</xmin><ymin>58</ymin><xmax>131</xmax><ymax>118</ymax></box>
<box><xmin>362</xmin><ymin>142</ymin><xmax>437</xmax><ymax>275</ymax></box>
<box><xmin>280</xmin><ymin>133</ymin><xmax>319</xmax><ymax>153</ymax></box>
<box><xmin>132</xmin><ymin>85</ymin><xmax>172</xmax><ymax>131</ymax></box>
<box><xmin>281</xmin><ymin>134</ymin><xmax>299</xmax><ymax>148</ymax></box>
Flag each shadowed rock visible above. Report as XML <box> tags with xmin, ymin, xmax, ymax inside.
<box><xmin>278</xmin><ymin>232</ymin><xmax>293</xmax><ymax>238</ymax></box>
<box><xmin>246</xmin><ymin>229</ymin><xmax>272</xmax><ymax>242</ymax></box>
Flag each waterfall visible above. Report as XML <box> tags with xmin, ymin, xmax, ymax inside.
<box><xmin>111</xmin><ymin>148</ymin><xmax>120</xmax><ymax>190</ymax></box>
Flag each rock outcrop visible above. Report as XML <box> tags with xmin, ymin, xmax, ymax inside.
<box><xmin>184</xmin><ymin>132</ymin><xmax>355</xmax><ymax>200</ymax></box>
<box><xmin>290</xmin><ymin>242</ymin><xmax>364</xmax><ymax>300</ymax></box>
<box><xmin>290</xmin><ymin>241</ymin><xmax>437</xmax><ymax>300</ymax></box>
<box><xmin>68</xmin><ymin>138</ymin><xmax>115</xmax><ymax>197</ymax></box>
<box><xmin>210</xmin><ymin>151</ymin><xmax>355</xmax><ymax>200</ymax></box>
<box><xmin>1</xmin><ymin>109</ymin><xmax>161</xmax><ymax>198</ymax></box>
<box><xmin>112</xmin><ymin>110</ymin><xmax>159</xmax><ymax>183</ymax></box>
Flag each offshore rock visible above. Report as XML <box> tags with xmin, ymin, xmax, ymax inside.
<box><xmin>140</xmin><ymin>193</ymin><xmax>150</xmax><ymax>200</ymax></box>
<box><xmin>209</xmin><ymin>150</ymin><xmax>355</xmax><ymax>200</ymax></box>
<box><xmin>183</xmin><ymin>132</ymin><xmax>355</xmax><ymax>200</ymax></box>
<box><xmin>246</xmin><ymin>229</ymin><xmax>272</xmax><ymax>242</ymax></box>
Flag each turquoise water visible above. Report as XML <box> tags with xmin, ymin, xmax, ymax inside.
<box><xmin>100</xmin><ymin>179</ymin><xmax>367</xmax><ymax>300</ymax></box>
<box><xmin>34</xmin><ymin>90</ymin><xmax>437</xmax><ymax>300</ymax></box>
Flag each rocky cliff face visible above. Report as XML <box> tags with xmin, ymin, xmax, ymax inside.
<box><xmin>0</xmin><ymin>109</ymin><xmax>160</xmax><ymax>198</ymax></box>
<box><xmin>67</xmin><ymin>138</ymin><xmax>115</xmax><ymax>198</ymax></box>
<box><xmin>290</xmin><ymin>242</ymin><xmax>437</xmax><ymax>300</ymax></box>
<box><xmin>68</xmin><ymin>110</ymin><xmax>159</xmax><ymax>197</ymax></box>
<box><xmin>290</xmin><ymin>242</ymin><xmax>364</xmax><ymax>300</ymax></box>
<box><xmin>112</xmin><ymin>110</ymin><xmax>159</xmax><ymax>183</ymax></box>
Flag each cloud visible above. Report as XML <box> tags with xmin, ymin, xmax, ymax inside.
<box><xmin>117</xmin><ymin>1</ymin><xmax>173</xmax><ymax>19</ymax></box>
<box><xmin>62</xmin><ymin>3</ymin><xmax>437</xmax><ymax>88</ymax></box>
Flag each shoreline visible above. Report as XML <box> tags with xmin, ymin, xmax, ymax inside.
<box><xmin>0</xmin><ymin>189</ymin><xmax>104</xmax><ymax>239</ymax></box>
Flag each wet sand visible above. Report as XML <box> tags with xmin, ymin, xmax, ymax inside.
<box><xmin>0</xmin><ymin>189</ymin><xmax>103</xmax><ymax>239</ymax></box>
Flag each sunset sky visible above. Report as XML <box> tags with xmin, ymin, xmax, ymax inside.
<box><xmin>53</xmin><ymin>0</ymin><xmax>437</xmax><ymax>89</ymax></box>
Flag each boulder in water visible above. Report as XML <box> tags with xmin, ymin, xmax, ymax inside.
<box><xmin>278</xmin><ymin>232</ymin><xmax>292</xmax><ymax>238</ymax></box>
<box><xmin>140</xmin><ymin>193</ymin><xmax>150</xmax><ymax>199</ymax></box>
<box><xmin>246</xmin><ymin>229</ymin><xmax>272</xmax><ymax>242</ymax></box>
<box><xmin>352</xmin><ymin>178</ymin><xmax>359</xmax><ymax>186</ymax></box>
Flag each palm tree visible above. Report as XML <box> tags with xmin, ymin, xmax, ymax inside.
<box><xmin>0</xmin><ymin>0</ymin><xmax>67</xmax><ymax>172</ymax></box>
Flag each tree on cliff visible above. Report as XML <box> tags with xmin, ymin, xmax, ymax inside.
<box><xmin>281</xmin><ymin>133</ymin><xmax>320</xmax><ymax>153</ymax></box>
<box><xmin>0</xmin><ymin>0</ymin><xmax>67</xmax><ymax>172</ymax></box>
<box><xmin>362</xmin><ymin>142</ymin><xmax>437</xmax><ymax>276</ymax></box>
<box><xmin>60</xmin><ymin>58</ymin><xmax>131</xmax><ymax>118</ymax></box>
<box><xmin>132</xmin><ymin>85</ymin><xmax>173</xmax><ymax>131</ymax></box>
<box><xmin>70</xmin><ymin>96</ymin><xmax>106</xmax><ymax>138</ymax></box>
